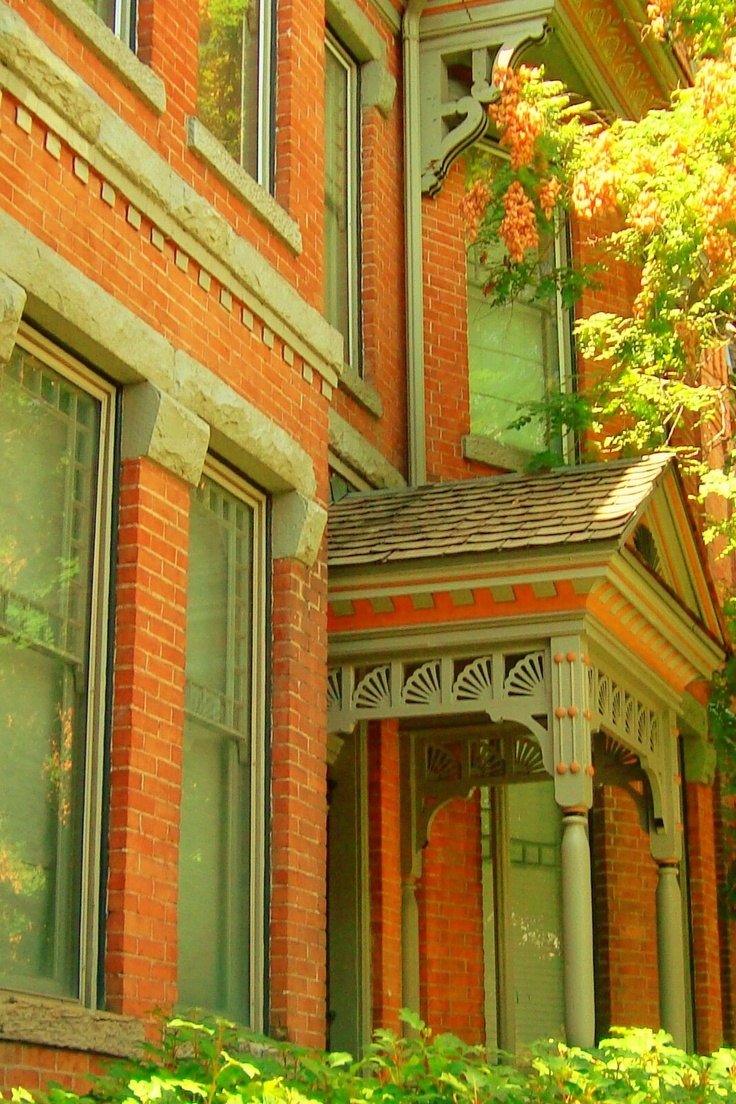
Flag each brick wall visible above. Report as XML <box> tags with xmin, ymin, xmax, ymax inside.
<box><xmin>367</xmin><ymin>720</ymin><xmax>404</xmax><ymax>1033</ymax></box>
<box><xmin>270</xmin><ymin>556</ymin><xmax>329</xmax><ymax>1046</ymax></box>
<box><xmin>592</xmin><ymin>785</ymin><xmax>660</xmax><ymax>1033</ymax></box>
<box><xmin>417</xmin><ymin>793</ymin><xmax>486</xmax><ymax>1043</ymax></box>
<box><xmin>107</xmin><ymin>457</ymin><xmax>189</xmax><ymax>1018</ymax></box>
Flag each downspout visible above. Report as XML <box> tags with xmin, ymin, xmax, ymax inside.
<box><xmin>403</xmin><ymin>0</ymin><xmax>428</xmax><ymax>487</ymax></box>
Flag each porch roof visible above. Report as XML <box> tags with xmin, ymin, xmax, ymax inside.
<box><xmin>329</xmin><ymin>453</ymin><xmax>671</xmax><ymax>566</ymax></box>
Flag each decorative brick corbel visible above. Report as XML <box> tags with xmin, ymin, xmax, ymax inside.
<box><xmin>0</xmin><ymin>272</ymin><xmax>27</xmax><ymax>365</ymax></box>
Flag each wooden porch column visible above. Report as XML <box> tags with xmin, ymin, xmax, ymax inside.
<box><xmin>401</xmin><ymin>877</ymin><xmax>421</xmax><ymax>1022</ymax></box>
<box><xmin>561</xmin><ymin>807</ymin><xmax>596</xmax><ymax>1047</ymax></box>
<box><xmin>656</xmin><ymin>860</ymin><xmax>687</xmax><ymax>1048</ymax></box>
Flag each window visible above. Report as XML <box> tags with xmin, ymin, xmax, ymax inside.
<box><xmin>467</xmin><ymin>183</ymin><xmax>574</xmax><ymax>462</ymax></box>
<box><xmin>325</xmin><ymin>34</ymin><xmax>361</xmax><ymax>372</ymax></box>
<box><xmin>178</xmin><ymin>466</ymin><xmax>266</xmax><ymax>1025</ymax></box>
<box><xmin>481</xmin><ymin>779</ymin><xmax>565</xmax><ymax>1050</ymax></box>
<box><xmin>84</xmin><ymin>0</ymin><xmax>136</xmax><ymax>49</ymax></box>
<box><xmin>197</xmin><ymin>0</ymin><xmax>274</xmax><ymax>186</ymax></box>
<box><xmin>0</xmin><ymin>330</ymin><xmax>114</xmax><ymax>1004</ymax></box>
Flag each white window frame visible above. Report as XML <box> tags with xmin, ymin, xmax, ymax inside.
<box><xmin>325</xmin><ymin>32</ymin><xmax>362</xmax><ymax>374</ymax></box>
<box><xmin>179</xmin><ymin>458</ymin><xmax>267</xmax><ymax>1029</ymax></box>
<box><xmin>1</xmin><ymin>324</ymin><xmax>116</xmax><ymax>1008</ymax></box>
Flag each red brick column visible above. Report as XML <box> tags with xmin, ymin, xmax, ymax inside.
<box><xmin>106</xmin><ymin>457</ymin><xmax>190</xmax><ymax>1017</ymax></box>
<box><xmin>269</xmin><ymin>557</ymin><xmax>328</xmax><ymax>1047</ymax></box>
<box><xmin>686</xmin><ymin>781</ymin><xmax>724</xmax><ymax>1051</ymax></box>
<box><xmin>417</xmin><ymin>793</ymin><xmax>485</xmax><ymax>1042</ymax></box>
<box><xmin>592</xmin><ymin>785</ymin><xmax>659</xmax><ymax>1031</ymax></box>
<box><xmin>367</xmin><ymin>720</ymin><xmax>403</xmax><ymax>1033</ymax></box>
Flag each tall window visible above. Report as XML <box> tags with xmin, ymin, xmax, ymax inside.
<box><xmin>481</xmin><ymin>780</ymin><xmax>565</xmax><ymax>1050</ymax></box>
<box><xmin>0</xmin><ymin>331</ymin><xmax>114</xmax><ymax>1004</ymax></box>
<box><xmin>178</xmin><ymin>468</ymin><xmax>266</xmax><ymax>1025</ymax></box>
<box><xmin>84</xmin><ymin>0</ymin><xmax>136</xmax><ymax>49</ymax></box>
<box><xmin>467</xmin><ymin>192</ymin><xmax>573</xmax><ymax>462</ymax></box>
<box><xmin>197</xmin><ymin>0</ymin><xmax>274</xmax><ymax>185</ymax></box>
<box><xmin>324</xmin><ymin>35</ymin><xmax>361</xmax><ymax>372</ymax></box>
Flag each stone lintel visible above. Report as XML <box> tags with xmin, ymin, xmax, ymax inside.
<box><xmin>0</xmin><ymin>272</ymin><xmax>26</xmax><ymax>364</ymax></box>
<box><xmin>0</xmin><ymin>3</ymin><xmax>342</xmax><ymax>385</ymax></box>
<box><xmin>327</xmin><ymin>0</ymin><xmax>397</xmax><ymax>116</ymax></box>
<box><xmin>122</xmin><ymin>382</ymin><xmax>210</xmax><ymax>487</ymax></box>
<box><xmin>0</xmin><ymin>218</ymin><xmax>318</xmax><ymax>503</ymax></box>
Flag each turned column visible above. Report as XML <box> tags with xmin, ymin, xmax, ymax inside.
<box><xmin>561</xmin><ymin>807</ymin><xmax>596</xmax><ymax>1047</ymax></box>
<box><xmin>656</xmin><ymin>860</ymin><xmax>687</xmax><ymax>1048</ymax></box>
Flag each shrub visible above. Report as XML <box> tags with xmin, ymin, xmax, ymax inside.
<box><xmin>10</xmin><ymin>1012</ymin><xmax>736</xmax><ymax>1104</ymax></box>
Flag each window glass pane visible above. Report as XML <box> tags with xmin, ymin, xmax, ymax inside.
<box><xmin>507</xmin><ymin>781</ymin><xmax>565</xmax><ymax>1044</ymax></box>
<box><xmin>0</xmin><ymin>347</ymin><xmax>101</xmax><ymax>997</ymax></box>
<box><xmin>198</xmin><ymin>0</ymin><xmax>263</xmax><ymax>177</ymax></box>
<box><xmin>179</xmin><ymin>476</ymin><xmax>255</xmax><ymax>1022</ymax></box>
<box><xmin>325</xmin><ymin>38</ymin><xmax>360</xmax><ymax>370</ymax></box>
<box><xmin>467</xmin><ymin>236</ymin><xmax>562</xmax><ymax>455</ymax></box>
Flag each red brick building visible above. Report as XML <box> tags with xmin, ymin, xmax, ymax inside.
<box><xmin>0</xmin><ymin>0</ymin><xmax>733</xmax><ymax>1090</ymax></box>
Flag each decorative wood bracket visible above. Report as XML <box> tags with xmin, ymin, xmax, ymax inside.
<box><xmin>419</xmin><ymin>14</ymin><xmax>550</xmax><ymax>195</ymax></box>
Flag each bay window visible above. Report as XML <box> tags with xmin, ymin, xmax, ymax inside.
<box><xmin>0</xmin><ymin>330</ymin><xmax>114</xmax><ymax>1004</ymax></box>
<box><xmin>178</xmin><ymin>466</ymin><xmax>266</xmax><ymax>1026</ymax></box>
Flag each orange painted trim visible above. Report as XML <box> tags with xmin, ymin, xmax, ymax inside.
<box><xmin>328</xmin><ymin>578</ymin><xmax>588</xmax><ymax>633</ymax></box>
<box><xmin>588</xmin><ymin>590</ymin><xmax>694</xmax><ymax>694</ymax></box>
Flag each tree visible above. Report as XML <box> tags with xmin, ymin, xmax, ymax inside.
<box><xmin>462</xmin><ymin>0</ymin><xmax>736</xmax><ymax>547</ymax></box>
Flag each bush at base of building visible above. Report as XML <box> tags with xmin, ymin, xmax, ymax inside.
<box><xmin>9</xmin><ymin>1013</ymin><xmax>736</xmax><ymax>1104</ymax></box>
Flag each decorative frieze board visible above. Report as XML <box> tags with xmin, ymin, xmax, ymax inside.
<box><xmin>605</xmin><ymin>559</ymin><xmax>725</xmax><ymax>682</ymax></box>
<box><xmin>329</xmin><ymin>628</ymin><xmax>682</xmax><ymax>857</ymax></box>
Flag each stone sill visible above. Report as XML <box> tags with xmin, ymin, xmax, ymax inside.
<box><xmin>38</xmin><ymin>0</ymin><xmax>166</xmax><ymax>114</ymax></box>
<box><xmin>0</xmin><ymin>992</ymin><xmax>145</xmax><ymax>1059</ymax></box>
<box><xmin>338</xmin><ymin>364</ymin><xmax>383</xmax><ymax>418</ymax></box>
<box><xmin>463</xmin><ymin>433</ymin><xmax>534</xmax><ymax>473</ymax></box>
<box><xmin>187</xmin><ymin>119</ymin><xmax>303</xmax><ymax>255</ymax></box>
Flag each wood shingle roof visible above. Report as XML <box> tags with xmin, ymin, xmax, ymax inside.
<box><xmin>328</xmin><ymin>453</ymin><xmax>673</xmax><ymax>566</ymax></box>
